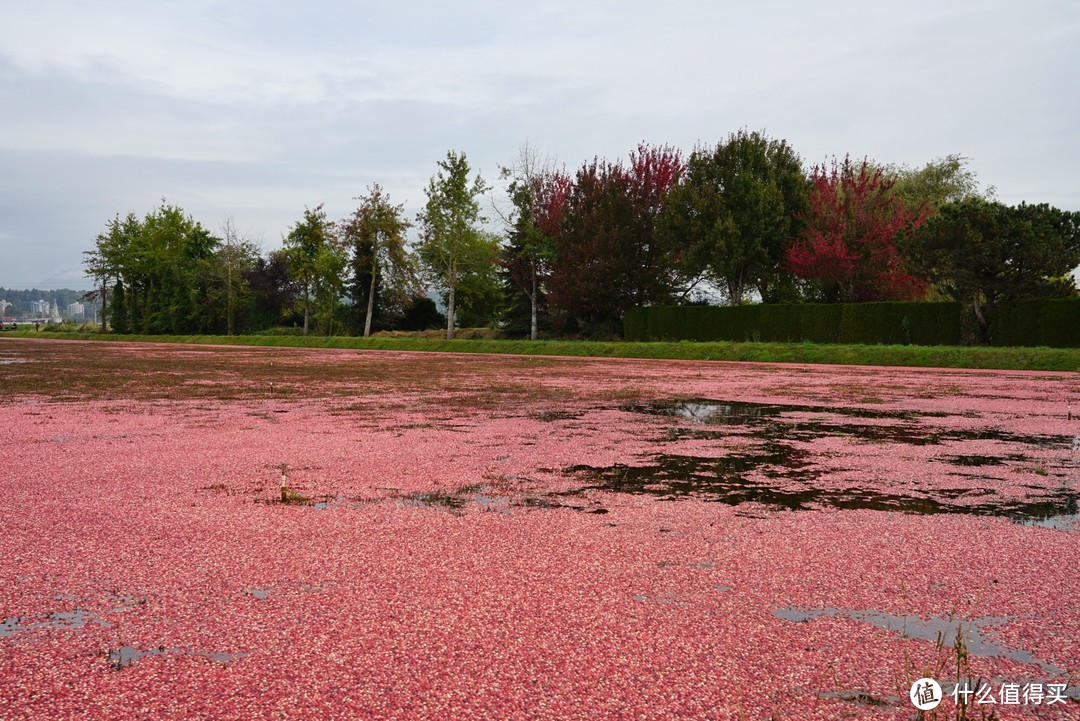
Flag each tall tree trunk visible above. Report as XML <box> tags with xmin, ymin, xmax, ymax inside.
<box><xmin>303</xmin><ymin>285</ymin><xmax>310</xmax><ymax>335</ymax></box>
<box><xmin>364</xmin><ymin>260</ymin><xmax>377</xmax><ymax>337</ymax></box>
<box><xmin>226</xmin><ymin>260</ymin><xmax>235</xmax><ymax>336</ymax></box>
<box><xmin>972</xmin><ymin>290</ymin><xmax>993</xmax><ymax>344</ymax></box>
<box><xmin>446</xmin><ymin>283</ymin><xmax>456</xmax><ymax>340</ymax></box>
<box><xmin>100</xmin><ymin>276</ymin><xmax>108</xmax><ymax>333</ymax></box>
<box><xmin>530</xmin><ymin>268</ymin><xmax>538</xmax><ymax>341</ymax></box>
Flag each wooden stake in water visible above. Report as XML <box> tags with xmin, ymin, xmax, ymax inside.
<box><xmin>279</xmin><ymin>464</ymin><xmax>287</xmax><ymax>503</ymax></box>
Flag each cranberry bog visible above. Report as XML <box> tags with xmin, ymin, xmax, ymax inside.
<box><xmin>1</xmin><ymin>338</ymin><xmax>1077</xmax><ymax>719</ymax></box>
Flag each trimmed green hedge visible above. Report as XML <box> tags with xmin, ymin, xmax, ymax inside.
<box><xmin>626</xmin><ymin>302</ymin><xmax>962</xmax><ymax>346</ymax></box>
<box><xmin>990</xmin><ymin>298</ymin><xmax>1080</xmax><ymax>347</ymax></box>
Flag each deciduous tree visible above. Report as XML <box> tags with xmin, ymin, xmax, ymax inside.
<box><xmin>546</xmin><ymin>143</ymin><xmax>686</xmax><ymax>336</ymax></box>
<box><xmin>785</xmin><ymin>157</ymin><xmax>930</xmax><ymax>302</ymax></box>
<box><xmin>416</xmin><ymin>151</ymin><xmax>491</xmax><ymax>340</ymax></box>
<box><xmin>86</xmin><ymin>202</ymin><xmax>219</xmax><ymax>334</ymax></box>
<box><xmin>282</xmin><ymin>204</ymin><xmax>337</xmax><ymax>335</ymax></box>
<box><xmin>659</xmin><ymin>131</ymin><xmax>807</xmax><ymax>305</ymax></box>
<box><xmin>203</xmin><ymin>216</ymin><xmax>259</xmax><ymax>335</ymax></box>
<box><xmin>885</xmin><ymin>153</ymin><xmax>993</xmax><ymax>213</ymax></box>
<box><xmin>499</xmin><ymin>144</ymin><xmax>571</xmax><ymax>338</ymax></box>
<box><xmin>341</xmin><ymin>185</ymin><xmax>416</xmax><ymax>337</ymax></box>
<box><xmin>244</xmin><ymin>250</ymin><xmax>298</xmax><ymax>330</ymax></box>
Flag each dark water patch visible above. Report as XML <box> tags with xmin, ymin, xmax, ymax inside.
<box><xmin>200</xmin><ymin>649</ymin><xmax>248</xmax><ymax>664</ymax></box>
<box><xmin>629</xmin><ymin>398</ymin><xmax>1072</xmax><ymax>450</ymax></box>
<box><xmin>943</xmin><ymin>453</ymin><xmax>1028</xmax><ymax>467</ymax></box>
<box><xmin>624</xmin><ymin>398</ymin><xmax>937</xmax><ymax>424</ymax></box>
<box><xmin>1</xmin><ymin>609</ymin><xmax>110</xmax><ymax>638</ymax></box>
<box><xmin>508</xmin><ymin>495</ymin><xmax>610</xmax><ymax>515</ymax></box>
<box><xmin>400</xmin><ymin>491</ymin><xmax>468</xmax><ymax>510</ymax></box>
<box><xmin>399</xmin><ymin>485</ymin><xmax>510</xmax><ymax>514</ymax></box>
<box><xmin>473</xmin><ymin>494</ymin><xmax>512</xmax><ymax>514</ymax></box>
<box><xmin>533</xmin><ymin>410</ymin><xmax>586</xmax><ymax>422</ymax></box>
<box><xmin>255</xmin><ymin>490</ymin><xmax>336</xmax><ymax>508</ymax></box>
<box><xmin>666</xmin><ymin>420</ymin><xmax>1068</xmax><ymax>449</ymax></box>
<box><xmin>398</xmin><ymin>484</ymin><xmax>607</xmax><ymax>516</ymax></box>
<box><xmin>566</xmin><ymin>447</ymin><xmax>814</xmax><ymax>508</ymax></box>
<box><xmin>774</xmin><ymin>607</ymin><xmax>1063</xmax><ymax>675</ymax></box>
<box><xmin>109</xmin><ymin>645</ymin><xmax>160</xmax><ymax>669</ymax></box>
<box><xmin>565</xmin><ymin>452</ymin><xmax>1080</xmax><ymax>522</ymax></box>
<box><xmin>108</xmin><ymin>645</ymin><xmax>248</xmax><ymax>670</ymax></box>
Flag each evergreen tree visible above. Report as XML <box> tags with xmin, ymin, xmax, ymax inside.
<box><xmin>110</xmin><ymin>281</ymin><xmax>129</xmax><ymax>333</ymax></box>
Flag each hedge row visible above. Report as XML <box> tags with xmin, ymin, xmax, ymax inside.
<box><xmin>990</xmin><ymin>298</ymin><xmax>1080</xmax><ymax>347</ymax></box>
<box><xmin>624</xmin><ymin>302</ymin><xmax>962</xmax><ymax>346</ymax></box>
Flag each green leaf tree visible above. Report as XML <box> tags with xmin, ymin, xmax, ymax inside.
<box><xmin>341</xmin><ymin>185</ymin><xmax>417</xmax><ymax>337</ymax></box>
<box><xmin>906</xmin><ymin>198</ymin><xmax>1080</xmax><ymax>341</ymax></box>
<box><xmin>497</xmin><ymin>143</ymin><xmax>570</xmax><ymax>339</ymax></box>
<box><xmin>283</xmin><ymin>204</ymin><xmax>337</xmax><ymax>335</ymax></box>
<box><xmin>885</xmin><ymin>154</ymin><xmax>994</xmax><ymax>213</ymax></box>
<box><xmin>658</xmin><ymin>130</ymin><xmax>808</xmax><ymax>305</ymax></box>
<box><xmin>416</xmin><ymin>151</ymin><xmax>491</xmax><ymax>340</ymax></box>
<box><xmin>85</xmin><ymin>202</ymin><xmax>218</xmax><ymax>335</ymax></box>
<box><xmin>109</xmin><ymin>280</ymin><xmax>129</xmax><ymax>333</ymax></box>
<box><xmin>313</xmin><ymin>239</ymin><xmax>349</xmax><ymax>336</ymax></box>
<box><xmin>453</xmin><ymin>230</ymin><xmax>503</xmax><ymax>328</ymax></box>
<box><xmin>203</xmin><ymin>216</ymin><xmax>260</xmax><ymax>335</ymax></box>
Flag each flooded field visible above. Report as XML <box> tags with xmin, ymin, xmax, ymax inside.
<box><xmin>0</xmin><ymin>338</ymin><xmax>1077</xmax><ymax>718</ymax></box>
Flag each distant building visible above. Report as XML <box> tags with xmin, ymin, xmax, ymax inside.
<box><xmin>66</xmin><ymin>302</ymin><xmax>85</xmax><ymax>319</ymax></box>
<box><xmin>30</xmin><ymin>299</ymin><xmax>50</xmax><ymax>316</ymax></box>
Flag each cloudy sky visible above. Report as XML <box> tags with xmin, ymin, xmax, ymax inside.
<box><xmin>1</xmin><ymin>0</ymin><xmax>1077</xmax><ymax>289</ymax></box>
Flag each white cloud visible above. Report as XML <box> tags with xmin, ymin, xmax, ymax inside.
<box><xmin>0</xmin><ymin>0</ymin><xmax>1077</xmax><ymax>287</ymax></box>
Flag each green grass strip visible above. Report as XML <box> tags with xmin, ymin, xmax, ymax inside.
<box><xmin>6</xmin><ymin>331</ymin><xmax>1079</xmax><ymax>372</ymax></box>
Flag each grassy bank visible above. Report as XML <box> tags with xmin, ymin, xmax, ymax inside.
<box><xmin>5</xmin><ymin>330</ymin><xmax>1079</xmax><ymax>372</ymax></box>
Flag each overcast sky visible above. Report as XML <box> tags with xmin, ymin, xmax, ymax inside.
<box><xmin>1</xmin><ymin>0</ymin><xmax>1077</xmax><ymax>289</ymax></box>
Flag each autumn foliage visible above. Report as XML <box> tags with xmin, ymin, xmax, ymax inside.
<box><xmin>546</xmin><ymin>143</ymin><xmax>686</xmax><ymax>335</ymax></box>
<box><xmin>785</xmin><ymin>157</ymin><xmax>930</xmax><ymax>302</ymax></box>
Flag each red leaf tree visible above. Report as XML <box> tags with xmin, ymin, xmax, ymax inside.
<box><xmin>785</xmin><ymin>157</ymin><xmax>930</xmax><ymax>302</ymax></box>
<box><xmin>546</xmin><ymin>143</ymin><xmax>687</xmax><ymax>335</ymax></box>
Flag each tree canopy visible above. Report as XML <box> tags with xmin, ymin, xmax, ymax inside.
<box><xmin>660</xmin><ymin>130</ymin><xmax>807</xmax><ymax>305</ymax></box>
<box><xmin>416</xmin><ymin>150</ymin><xmax>491</xmax><ymax>340</ymax></box>
<box><xmin>546</xmin><ymin>143</ymin><xmax>686</xmax><ymax>335</ymax></box>
<box><xmin>341</xmin><ymin>185</ymin><xmax>416</xmax><ymax>337</ymax></box>
<box><xmin>84</xmin><ymin>201</ymin><xmax>220</xmax><ymax>334</ymax></box>
<box><xmin>905</xmin><ymin>197</ymin><xmax>1080</xmax><ymax>339</ymax></box>
<box><xmin>785</xmin><ymin>157</ymin><xmax>930</xmax><ymax>302</ymax></box>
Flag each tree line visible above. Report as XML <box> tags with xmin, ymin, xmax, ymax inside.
<box><xmin>84</xmin><ymin>132</ymin><xmax>1080</xmax><ymax>342</ymax></box>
